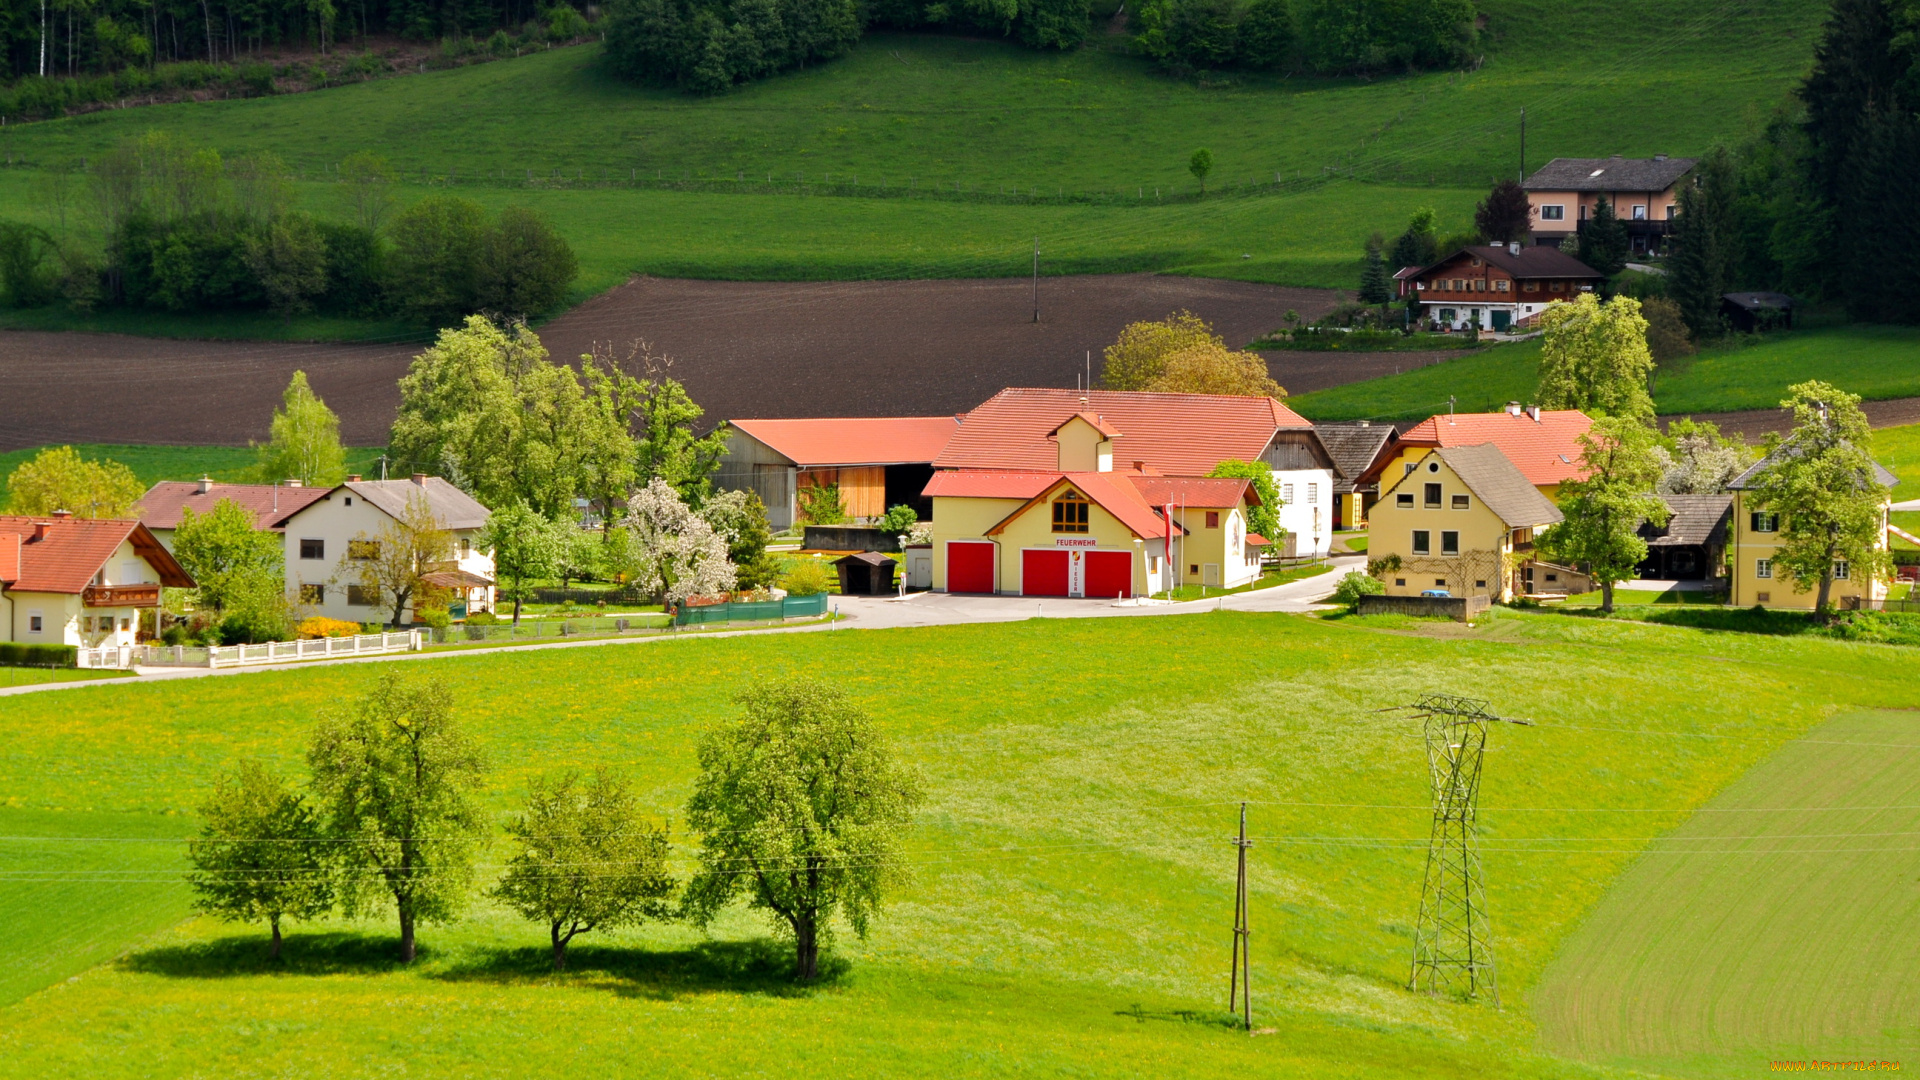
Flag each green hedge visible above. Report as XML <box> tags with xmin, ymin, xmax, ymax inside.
<box><xmin>0</xmin><ymin>642</ymin><xmax>77</xmax><ymax>668</ymax></box>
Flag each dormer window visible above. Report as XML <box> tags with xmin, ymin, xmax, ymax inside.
<box><xmin>1051</xmin><ymin>490</ymin><xmax>1090</xmax><ymax>534</ymax></box>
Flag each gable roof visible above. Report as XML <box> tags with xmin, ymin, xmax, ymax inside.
<box><xmin>1385</xmin><ymin>446</ymin><xmax>1563</xmax><ymax>528</ymax></box>
<box><xmin>985</xmin><ymin>472</ymin><xmax>1173</xmax><ymax>540</ymax></box>
<box><xmin>1522</xmin><ymin>156</ymin><xmax>1697</xmax><ymax>193</ymax></box>
<box><xmin>137</xmin><ymin>481</ymin><xmax>332</xmax><ymax>533</ymax></box>
<box><xmin>936</xmin><ymin>388</ymin><xmax>1313</xmax><ymax>474</ymax></box>
<box><xmin>1130</xmin><ymin>476</ymin><xmax>1256</xmax><ymax>509</ymax></box>
<box><xmin>922</xmin><ymin>471</ymin><xmax>1060</xmax><ymax>501</ymax></box>
<box><xmin>1362</xmin><ymin>409</ymin><xmax>1594</xmax><ymax>488</ymax></box>
<box><xmin>1313</xmin><ymin>422</ymin><xmax>1399</xmax><ymax>489</ymax></box>
<box><xmin>1641</xmin><ymin>494</ymin><xmax>1733</xmax><ymax>547</ymax></box>
<box><xmin>1727</xmin><ymin>445</ymin><xmax>1897</xmax><ymax>491</ymax></box>
<box><xmin>1051</xmin><ymin>412</ymin><xmax>1124</xmax><ymax>439</ymax></box>
<box><xmin>0</xmin><ymin>516</ymin><xmax>193</xmax><ymax>594</ymax></box>
<box><xmin>730</xmin><ymin>416</ymin><xmax>960</xmax><ymax>468</ymax></box>
<box><xmin>0</xmin><ymin>533</ymin><xmax>16</xmax><ymax>584</ymax></box>
<box><xmin>307</xmin><ymin>478</ymin><xmax>494</xmax><ymax>531</ymax></box>
<box><xmin>1417</xmin><ymin>245</ymin><xmax>1603</xmax><ymax>281</ymax></box>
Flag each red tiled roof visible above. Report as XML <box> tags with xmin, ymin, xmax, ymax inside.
<box><xmin>0</xmin><ymin>533</ymin><xmax>17</xmax><ymax>584</ymax></box>
<box><xmin>730</xmin><ymin>416</ymin><xmax>960</xmax><ymax>467</ymax></box>
<box><xmin>1359</xmin><ymin>409</ymin><xmax>1594</xmax><ymax>488</ymax></box>
<box><xmin>1130</xmin><ymin>476</ymin><xmax>1257</xmax><ymax>509</ymax></box>
<box><xmin>1050</xmin><ymin>411</ymin><xmax>1124</xmax><ymax>439</ymax></box>
<box><xmin>985</xmin><ymin>472</ymin><xmax>1175</xmax><ymax>540</ymax></box>
<box><xmin>921</xmin><ymin>471</ymin><xmax>1060</xmax><ymax>500</ymax></box>
<box><xmin>138</xmin><ymin>481</ymin><xmax>331</xmax><ymax>532</ymax></box>
<box><xmin>1246</xmin><ymin>533</ymin><xmax>1273</xmax><ymax>547</ymax></box>
<box><xmin>0</xmin><ymin>516</ymin><xmax>193</xmax><ymax>594</ymax></box>
<box><xmin>935</xmin><ymin>389</ymin><xmax>1312</xmax><ymax>474</ymax></box>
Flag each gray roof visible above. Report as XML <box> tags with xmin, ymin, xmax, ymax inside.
<box><xmin>1313</xmin><ymin>422</ymin><xmax>1398</xmax><ymax>492</ymax></box>
<box><xmin>1722</xmin><ymin>292</ymin><xmax>1795</xmax><ymax>310</ymax></box>
<box><xmin>1641</xmin><ymin>494</ymin><xmax>1732</xmax><ymax>547</ymax></box>
<box><xmin>1388</xmin><ymin>444</ymin><xmax>1564</xmax><ymax>527</ymax></box>
<box><xmin>1728</xmin><ymin>444</ymin><xmax>1897</xmax><ymax>491</ymax></box>
<box><xmin>343</xmin><ymin>477</ymin><xmax>492</xmax><ymax>531</ymax></box>
<box><xmin>1419</xmin><ymin>245</ymin><xmax>1603</xmax><ymax>281</ymax></box>
<box><xmin>1522</xmin><ymin>155</ymin><xmax>1697</xmax><ymax>193</ymax></box>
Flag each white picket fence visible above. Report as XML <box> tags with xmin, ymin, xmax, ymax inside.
<box><xmin>79</xmin><ymin>630</ymin><xmax>425</xmax><ymax>671</ymax></box>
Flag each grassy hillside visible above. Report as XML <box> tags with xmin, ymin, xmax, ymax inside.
<box><xmin>0</xmin><ymin>444</ymin><xmax>386</xmax><ymax>508</ymax></box>
<box><xmin>1289</xmin><ymin>325</ymin><xmax>1920</xmax><ymax>422</ymax></box>
<box><xmin>1535</xmin><ymin>707</ymin><xmax>1920</xmax><ymax>1077</ymax></box>
<box><xmin>0</xmin><ymin>0</ymin><xmax>1827</xmax><ymax>313</ymax></box>
<box><xmin>0</xmin><ymin>610</ymin><xmax>1913</xmax><ymax>1076</ymax></box>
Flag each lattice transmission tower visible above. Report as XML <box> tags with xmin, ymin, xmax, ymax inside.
<box><xmin>1392</xmin><ymin>693</ymin><xmax>1530</xmax><ymax>1006</ymax></box>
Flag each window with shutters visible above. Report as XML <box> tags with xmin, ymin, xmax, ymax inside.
<box><xmin>1751</xmin><ymin>512</ymin><xmax>1779</xmax><ymax>533</ymax></box>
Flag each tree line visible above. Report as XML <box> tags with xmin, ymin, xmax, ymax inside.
<box><xmin>0</xmin><ymin>132</ymin><xmax>577</xmax><ymax>323</ymax></box>
<box><xmin>187</xmin><ymin>670</ymin><xmax>922</xmax><ymax>979</ymax></box>
<box><xmin>1131</xmin><ymin>0</ymin><xmax>1475</xmax><ymax>78</ymax></box>
<box><xmin>0</xmin><ymin>0</ymin><xmax>590</xmax><ymax>81</ymax></box>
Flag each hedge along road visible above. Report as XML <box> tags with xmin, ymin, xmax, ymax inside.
<box><xmin>0</xmin><ymin>274</ymin><xmax>1354</xmax><ymax>451</ymax></box>
<box><xmin>0</xmin><ymin>558</ymin><xmax>1360</xmax><ymax>699</ymax></box>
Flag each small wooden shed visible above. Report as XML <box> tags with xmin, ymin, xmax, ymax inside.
<box><xmin>833</xmin><ymin>552</ymin><xmax>897</xmax><ymax>595</ymax></box>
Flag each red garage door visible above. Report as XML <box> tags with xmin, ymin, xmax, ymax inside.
<box><xmin>947</xmin><ymin>542</ymin><xmax>995</xmax><ymax>594</ymax></box>
<box><xmin>1022</xmin><ymin>550</ymin><xmax>1070</xmax><ymax>596</ymax></box>
<box><xmin>1084</xmin><ymin>550</ymin><xmax>1132</xmax><ymax>599</ymax></box>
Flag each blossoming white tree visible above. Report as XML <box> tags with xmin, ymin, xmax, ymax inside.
<box><xmin>624</xmin><ymin>479</ymin><xmax>736</xmax><ymax>605</ymax></box>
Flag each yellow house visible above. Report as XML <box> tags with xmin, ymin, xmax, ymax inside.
<box><xmin>1725</xmin><ymin>454</ymin><xmax>1894</xmax><ymax>610</ymax></box>
<box><xmin>1368</xmin><ymin>445</ymin><xmax>1563</xmax><ymax>603</ymax></box>
<box><xmin>1355</xmin><ymin>405</ymin><xmax>1593</xmax><ymax>505</ymax></box>
<box><xmin>925</xmin><ymin>413</ymin><xmax>1268</xmax><ymax>597</ymax></box>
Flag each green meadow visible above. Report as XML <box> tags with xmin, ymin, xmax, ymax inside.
<box><xmin>1288</xmin><ymin>325</ymin><xmax>1920</xmax><ymax>423</ymax></box>
<box><xmin>0</xmin><ymin>609</ymin><xmax>1914</xmax><ymax>1076</ymax></box>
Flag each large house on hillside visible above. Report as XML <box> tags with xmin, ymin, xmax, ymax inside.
<box><xmin>1400</xmin><ymin>245</ymin><xmax>1604</xmax><ymax>332</ymax></box>
<box><xmin>0</xmin><ymin>513</ymin><xmax>193</xmax><ymax>649</ymax></box>
<box><xmin>1522</xmin><ymin>154</ymin><xmax>1698</xmax><ymax>254</ymax></box>
<box><xmin>923</xmin><ymin>389</ymin><xmax>1337</xmax><ymax>596</ymax></box>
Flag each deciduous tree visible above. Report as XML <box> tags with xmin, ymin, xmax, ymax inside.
<box><xmin>173</xmin><ymin>497</ymin><xmax>289</xmax><ymax>640</ymax></box>
<box><xmin>243</xmin><ymin>212</ymin><xmax>329</xmax><ymax>321</ymax></box>
<box><xmin>343</xmin><ymin>494</ymin><xmax>453</xmax><ymax>628</ymax></box>
<box><xmin>1207</xmin><ymin>459</ymin><xmax>1283</xmax><ymax>542</ymax></box>
<box><xmin>1099</xmin><ymin>310</ymin><xmax>1224</xmax><ymax>390</ymax></box>
<box><xmin>1653</xmin><ymin>419</ymin><xmax>1755</xmax><ymax>495</ymax></box>
<box><xmin>185</xmin><ymin>760</ymin><xmax>334</xmax><ymax>960</ymax></box>
<box><xmin>307</xmin><ymin>671</ymin><xmax>488</xmax><ymax>963</ymax></box>
<box><xmin>1534</xmin><ymin>293</ymin><xmax>1656</xmax><ymax>421</ymax></box>
<box><xmin>701</xmin><ymin>488</ymin><xmax>782</xmax><ymax>591</ymax></box>
<box><xmin>474</xmin><ymin>207</ymin><xmax>578</xmax><ymax>320</ymax></box>
<box><xmin>623</xmin><ymin>479</ymin><xmax>735</xmax><ymax>605</ymax></box>
<box><xmin>338</xmin><ymin>151</ymin><xmax>395</xmax><ymax>234</ymax></box>
<box><xmin>3</xmin><ymin>445</ymin><xmax>143</xmax><ymax>517</ymax></box>
<box><xmin>480</xmin><ymin>500</ymin><xmax>569</xmax><ymax>625</ymax></box>
<box><xmin>385</xmin><ymin>195</ymin><xmax>486</xmax><ymax>324</ymax></box>
<box><xmin>1189</xmin><ymin>148</ymin><xmax>1213</xmax><ymax>193</ymax></box>
<box><xmin>1474</xmin><ymin>179</ymin><xmax>1533</xmax><ymax>245</ymax></box>
<box><xmin>1145</xmin><ymin>343</ymin><xmax>1284</xmax><ymax>397</ymax></box>
<box><xmin>251</xmin><ymin>370</ymin><xmax>347</xmax><ymax>487</ymax></box>
<box><xmin>682</xmin><ymin>677</ymin><xmax>923</xmax><ymax>981</ymax></box>
<box><xmin>493</xmin><ymin>768</ymin><xmax>675</xmax><ymax>971</ymax></box>
<box><xmin>1539</xmin><ymin>416</ymin><xmax>1670</xmax><ymax>613</ymax></box>
<box><xmin>1747</xmin><ymin>381</ymin><xmax>1894</xmax><ymax>613</ymax></box>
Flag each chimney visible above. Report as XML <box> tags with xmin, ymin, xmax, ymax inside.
<box><xmin>51</xmin><ymin>509</ymin><xmax>72</xmax><ymax>519</ymax></box>
<box><xmin>196</xmin><ymin>475</ymin><xmax>213</xmax><ymax>495</ymax></box>
<box><xmin>411</xmin><ymin>473</ymin><xmax>429</xmax><ymax>486</ymax></box>
<box><xmin>1505</xmin><ymin>401</ymin><xmax>1523</xmax><ymax>416</ymax></box>
<box><xmin>283</xmin><ymin>478</ymin><xmax>302</xmax><ymax>488</ymax></box>
<box><xmin>1526</xmin><ymin>404</ymin><xmax>1541</xmax><ymax>422</ymax></box>
<box><xmin>347</xmin><ymin>474</ymin><xmax>362</xmax><ymax>482</ymax></box>
<box><xmin>1133</xmin><ymin>460</ymin><xmax>1146</xmax><ymax>473</ymax></box>
<box><xmin>1508</xmin><ymin>241</ymin><xmax>1521</xmax><ymax>256</ymax></box>
<box><xmin>1357</xmin><ymin>419</ymin><xmax>1371</xmax><ymax>427</ymax></box>
<box><xmin>1653</xmin><ymin>153</ymin><xmax>1668</xmax><ymax>161</ymax></box>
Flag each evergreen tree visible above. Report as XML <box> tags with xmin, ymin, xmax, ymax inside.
<box><xmin>1667</xmin><ymin>149</ymin><xmax>1739</xmax><ymax>338</ymax></box>
<box><xmin>1576</xmin><ymin>196</ymin><xmax>1629</xmax><ymax>279</ymax></box>
<box><xmin>1357</xmin><ymin>234</ymin><xmax>1393</xmax><ymax>304</ymax></box>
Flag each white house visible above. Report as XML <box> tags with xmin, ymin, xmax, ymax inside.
<box><xmin>278</xmin><ymin>475</ymin><xmax>495</xmax><ymax>625</ymax></box>
<box><xmin>0</xmin><ymin>512</ymin><xmax>194</xmax><ymax>649</ymax></box>
<box><xmin>136</xmin><ymin>477</ymin><xmax>331</xmax><ymax>553</ymax></box>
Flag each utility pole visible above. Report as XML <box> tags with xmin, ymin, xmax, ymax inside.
<box><xmin>378</xmin><ymin>453</ymin><xmax>389</xmax><ymax>481</ymax></box>
<box><xmin>1032</xmin><ymin>237</ymin><xmax>1040</xmax><ymax>323</ymax></box>
<box><xmin>1518</xmin><ymin>109</ymin><xmax>1528</xmax><ymax>180</ymax></box>
<box><xmin>1228</xmin><ymin>801</ymin><xmax>1252</xmax><ymax>1032</ymax></box>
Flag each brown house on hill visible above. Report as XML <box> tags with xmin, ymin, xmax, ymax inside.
<box><xmin>1401</xmin><ymin>245</ymin><xmax>1603</xmax><ymax>333</ymax></box>
<box><xmin>1522</xmin><ymin>154</ymin><xmax>1697</xmax><ymax>254</ymax></box>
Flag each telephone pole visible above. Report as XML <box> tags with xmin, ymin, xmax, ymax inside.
<box><xmin>1519</xmin><ymin>108</ymin><xmax>1527</xmax><ymax>182</ymax></box>
<box><xmin>1228</xmin><ymin>801</ymin><xmax>1252</xmax><ymax>1032</ymax></box>
<box><xmin>1032</xmin><ymin>237</ymin><xmax>1040</xmax><ymax>323</ymax></box>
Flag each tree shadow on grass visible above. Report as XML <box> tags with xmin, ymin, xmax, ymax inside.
<box><xmin>120</xmin><ymin>931</ymin><xmax>419</xmax><ymax>979</ymax></box>
<box><xmin>430</xmin><ymin>938</ymin><xmax>850</xmax><ymax>1001</ymax></box>
<box><xmin>1114</xmin><ymin>1003</ymin><xmax>1244</xmax><ymax>1033</ymax></box>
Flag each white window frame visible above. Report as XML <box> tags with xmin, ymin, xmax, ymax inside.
<box><xmin>28</xmin><ymin>610</ymin><xmax>43</xmax><ymax>634</ymax></box>
<box><xmin>1441</xmin><ymin>530</ymin><xmax>1460</xmax><ymax>556</ymax></box>
<box><xmin>1755</xmin><ymin>558</ymin><xmax>1772</xmax><ymax>580</ymax></box>
<box><xmin>1412</xmin><ymin>530</ymin><xmax>1431</xmax><ymax>555</ymax></box>
<box><xmin>1540</xmin><ymin>204</ymin><xmax>1565</xmax><ymax>221</ymax></box>
<box><xmin>1307</xmin><ymin>483</ymin><xmax>1318</xmax><ymax>505</ymax></box>
<box><xmin>1834</xmin><ymin>560</ymin><xmax>1850</xmax><ymax>580</ymax></box>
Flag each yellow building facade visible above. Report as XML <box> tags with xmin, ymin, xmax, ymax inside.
<box><xmin>1725</xmin><ymin>488</ymin><xmax>1890</xmax><ymax>610</ymax></box>
<box><xmin>1367</xmin><ymin>445</ymin><xmax>1563</xmax><ymax>603</ymax></box>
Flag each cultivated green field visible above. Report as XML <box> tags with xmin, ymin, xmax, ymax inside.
<box><xmin>0</xmin><ymin>610</ymin><xmax>1914</xmax><ymax>1076</ymax></box>
<box><xmin>0</xmin><ymin>0</ymin><xmax>1828</xmax><ymax>337</ymax></box>
<box><xmin>1535</xmin><ymin>708</ymin><xmax>1920</xmax><ymax>1078</ymax></box>
<box><xmin>0</xmin><ymin>444</ymin><xmax>387</xmax><ymax>507</ymax></box>
<box><xmin>1872</xmin><ymin>423</ymin><xmax>1920</xmax><ymax>498</ymax></box>
<box><xmin>1289</xmin><ymin>326</ymin><xmax>1920</xmax><ymax>422</ymax></box>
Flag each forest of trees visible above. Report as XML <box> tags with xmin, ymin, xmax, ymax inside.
<box><xmin>1131</xmin><ymin>0</ymin><xmax>1475</xmax><ymax>77</ymax></box>
<box><xmin>0</xmin><ymin>132</ymin><xmax>577</xmax><ymax>322</ymax></box>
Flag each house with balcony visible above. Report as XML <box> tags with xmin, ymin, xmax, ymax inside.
<box><xmin>277</xmin><ymin>475</ymin><xmax>496</xmax><ymax>624</ymax></box>
<box><xmin>1365</xmin><ymin>445</ymin><xmax>1563</xmax><ymax>603</ymax></box>
<box><xmin>0</xmin><ymin>512</ymin><xmax>194</xmax><ymax>648</ymax></box>
<box><xmin>1522</xmin><ymin>154</ymin><xmax>1698</xmax><ymax>254</ymax></box>
<box><xmin>1400</xmin><ymin>244</ymin><xmax>1604</xmax><ymax>332</ymax></box>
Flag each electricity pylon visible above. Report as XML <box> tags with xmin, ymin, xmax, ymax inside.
<box><xmin>1392</xmin><ymin>693</ymin><xmax>1530</xmax><ymax>1006</ymax></box>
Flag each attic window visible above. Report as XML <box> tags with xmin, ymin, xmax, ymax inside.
<box><xmin>1051</xmin><ymin>490</ymin><xmax>1090</xmax><ymax>534</ymax></box>
<box><xmin>1589</xmin><ymin>168</ymin><xmax>1606</xmax><ymax>177</ymax></box>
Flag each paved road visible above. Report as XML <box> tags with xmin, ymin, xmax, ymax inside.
<box><xmin>0</xmin><ymin>559</ymin><xmax>1361</xmax><ymax>699</ymax></box>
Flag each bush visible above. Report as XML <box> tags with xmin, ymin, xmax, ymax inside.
<box><xmin>875</xmin><ymin>504</ymin><xmax>918</xmax><ymax>535</ymax></box>
<box><xmin>0</xmin><ymin>642</ymin><xmax>77</xmax><ymax>668</ymax></box>
<box><xmin>780</xmin><ymin>558</ymin><xmax>833</xmax><ymax>596</ymax></box>
<box><xmin>413</xmin><ymin>607</ymin><xmax>452</xmax><ymax>631</ymax></box>
<box><xmin>160</xmin><ymin>622</ymin><xmax>192</xmax><ymax>646</ymax></box>
<box><xmin>547</xmin><ymin>4</ymin><xmax>590</xmax><ymax>38</ymax></box>
<box><xmin>604</xmin><ymin>0</ymin><xmax>862</xmax><ymax>94</ymax></box>
<box><xmin>295</xmin><ymin>616</ymin><xmax>362</xmax><ymax>639</ymax></box>
<box><xmin>798</xmin><ymin>483</ymin><xmax>847</xmax><ymax>525</ymax></box>
<box><xmin>1330</xmin><ymin>571</ymin><xmax>1385</xmax><ymax>609</ymax></box>
<box><xmin>464</xmin><ymin>610</ymin><xmax>499</xmax><ymax>626</ymax></box>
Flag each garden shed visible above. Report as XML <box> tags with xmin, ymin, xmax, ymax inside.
<box><xmin>833</xmin><ymin>552</ymin><xmax>898</xmax><ymax>595</ymax></box>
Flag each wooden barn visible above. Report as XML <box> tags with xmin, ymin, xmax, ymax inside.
<box><xmin>716</xmin><ymin>417</ymin><xmax>960</xmax><ymax>530</ymax></box>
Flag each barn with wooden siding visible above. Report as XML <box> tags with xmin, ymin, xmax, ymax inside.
<box><xmin>716</xmin><ymin>417</ymin><xmax>961</xmax><ymax>530</ymax></box>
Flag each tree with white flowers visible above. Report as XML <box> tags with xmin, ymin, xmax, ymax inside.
<box><xmin>623</xmin><ymin>479</ymin><xmax>735</xmax><ymax>605</ymax></box>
